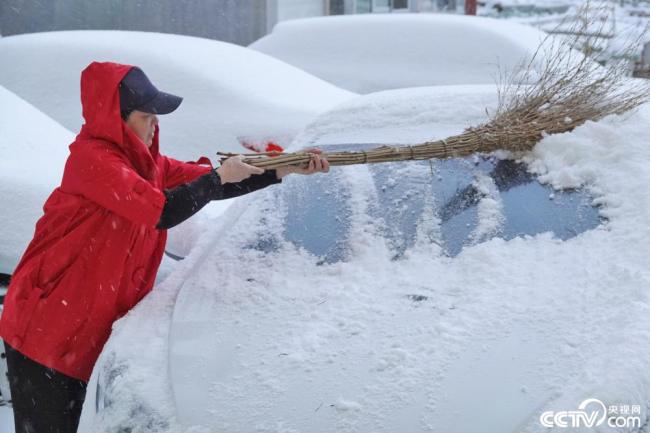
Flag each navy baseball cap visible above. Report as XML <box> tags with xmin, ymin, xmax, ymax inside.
<box><xmin>119</xmin><ymin>67</ymin><xmax>183</xmax><ymax>119</ymax></box>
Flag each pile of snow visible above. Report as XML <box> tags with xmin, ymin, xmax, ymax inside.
<box><xmin>0</xmin><ymin>30</ymin><xmax>353</xmax><ymax>161</ymax></box>
<box><xmin>80</xmin><ymin>79</ymin><xmax>650</xmax><ymax>432</ymax></box>
<box><xmin>0</xmin><ymin>86</ymin><xmax>72</xmax><ymax>274</ymax></box>
<box><xmin>250</xmin><ymin>14</ymin><xmax>549</xmax><ymax>93</ymax></box>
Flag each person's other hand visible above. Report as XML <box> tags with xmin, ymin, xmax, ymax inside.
<box><xmin>276</xmin><ymin>148</ymin><xmax>330</xmax><ymax>179</ymax></box>
<box><xmin>216</xmin><ymin>154</ymin><xmax>265</xmax><ymax>184</ymax></box>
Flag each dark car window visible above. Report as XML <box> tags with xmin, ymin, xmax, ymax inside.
<box><xmin>247</xmin><ymin>143</ymin><xmax>601</xmax><ymax>262</ymax></box>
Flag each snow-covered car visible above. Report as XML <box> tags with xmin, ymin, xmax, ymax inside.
<box><xmin>250</xmin><ymin>14</ymin><xmax>548</xmax><ymax>93</ymax></box>
<box><xmin>78</xmin><ymin>84</ymin><xmax>650</xmax><ymax>433</ymax></box>
<box><xmin>0</xmin><ymin>86</ymin><xmax>72</xmax><ymax>275</ymax></box>
<box><xmin>0</xmin><ymin>31</ymin><xmax>353</xmax><ymax>273</ymax></box>
<box><xmin>0</xmin><ymin>30</ymin><xmax>352</xmax><ymax>161</ymax></box>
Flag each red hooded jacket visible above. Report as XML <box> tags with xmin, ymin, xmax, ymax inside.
<box><xmin>0</xmin><ymin>61</ymin><xmax>213</xmax><ymax>381</ymax></box>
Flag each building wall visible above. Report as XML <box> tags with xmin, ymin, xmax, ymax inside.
<box><xmin>0</xmin><ymin>0</ymin><xmax>269</xmax><ymax>46</ymax></box>
<box><xmin>278</xmin><ymin>0</ymin><xmax>325</xmax><ymax>21</ymax></box>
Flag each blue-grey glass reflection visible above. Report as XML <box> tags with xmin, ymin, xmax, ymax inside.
<box><xmin>436</xmin><ymin>156</ymin><xmax>601</xmax><ymax>256</ymax></box>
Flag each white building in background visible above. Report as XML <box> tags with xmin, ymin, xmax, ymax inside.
<box><xmin>267</xmin><ymin>0</ymin><xmax>465</xmax><ymax>31</ymax></box>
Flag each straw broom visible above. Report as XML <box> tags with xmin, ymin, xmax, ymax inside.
<box><xmin>219</xmin><ymin>10</ymin><xmax>650</xmax><ymax>170</ymax></box>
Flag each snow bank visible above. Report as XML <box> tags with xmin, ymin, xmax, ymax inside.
<box><xmin>0</xmin><ymin>30</ymin><xmax>353</xmax><ymax>161</ymax></box>
<box><xmin>250</xmin><ymin>14</ymin><xmax>549</xmax><ymax>93</ymax></box>
<box><xmin>81</xmin><ymin>79</ymin><xmax>650</xmax><ymax>432</ymax></box>
<box><xmin>0</xmin><ymin>86</ymin><xmax>72</xmax><ymax>274</ymax></box>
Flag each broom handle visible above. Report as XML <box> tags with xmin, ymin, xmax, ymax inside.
<box><xmin>216</xmin><ymin>141</ymin><xmax>457</xmax><ymax>170</ymax></box>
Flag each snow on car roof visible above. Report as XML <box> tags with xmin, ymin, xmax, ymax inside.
<box><xmin>0</xmin><ymin>30</ymin><xmax>354</xmax><ymax>161</ymax></box>
<box><xmin>250</xmin><ymin>14</ymin><xmax>549</xmax><ymax>93</ymax></box>
<box><xmin>0</xmin><ymin>85</ymin><xmax>72</xmax><ymax>273</ymax></box>
<box><xmin>294</xmin><ymin>84</ymin><xmax>503</xmax><ymax>146</ymax></box>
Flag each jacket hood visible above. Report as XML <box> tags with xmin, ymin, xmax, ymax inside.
<box><xmin>75</xmin><ymin>61</ymin><xmax>161</xmax><ymax>180</ymax></box>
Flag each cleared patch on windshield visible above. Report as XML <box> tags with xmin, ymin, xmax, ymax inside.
<box><xmin>248</xmin><ymin>143</ymin><xmax>601</xmax><ymax>261</ymax></box>
<box><xmin>427</xmin><ymin>156</ymin><xmax>601</xmax><ymax>256</ymax></box>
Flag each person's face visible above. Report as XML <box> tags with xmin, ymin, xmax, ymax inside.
<box><xmin>125</xmin><ymin>110</ymin><xmax>158</xmax><ymax>147</ymax></box>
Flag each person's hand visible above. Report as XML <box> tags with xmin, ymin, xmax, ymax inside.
<box><xmin>275</xmin><ymin>148</ymin><xmax>330</xmax><ymax>179</ymax></box>
<box><xmin>216</xmin><ymin>154</ymin><xmax>265</xmax><ymax>184</ymax></box>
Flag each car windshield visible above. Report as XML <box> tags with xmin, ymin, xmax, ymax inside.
<box><xmin>246</xmin><ymin>143</ymin><xmax>601</xmax><ymax>263</ymax></box>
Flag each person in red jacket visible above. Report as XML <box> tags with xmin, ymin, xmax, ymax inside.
<box><xmin>0</xmin><ymin>61</ymin><xmax>329</xmax><ymax>433</ymax></box>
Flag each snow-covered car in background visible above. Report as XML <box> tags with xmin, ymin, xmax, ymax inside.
<box><xmin>79</xmin><ymin>84</ymin><xmax>650</xmax><ymax>433</ymax></box>
<box><xmin>0</xmin><ymin>31</ymin><xmax>353</xmax><ymax>272</ymax></box>
<box><xmin>0</xmin><ymin>30</ymin><xmax>352</xmax><ymax>161</ymax></box>
<box><xmin>0</xmin><ymin>86</ymin><xmax>72</xmax><ymax>275</ymax></box>
<box><xmin>250</xmin><ymin>14</ymin><xmax>548</xmax><ymax>93</ymax></box>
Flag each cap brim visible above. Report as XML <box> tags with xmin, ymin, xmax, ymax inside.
<box><xmin>137</xmin><ymin>91</ymin><xmax>183</xmax><ymax>115</ymax></box>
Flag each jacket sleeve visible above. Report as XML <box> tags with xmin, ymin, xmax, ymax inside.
<box><xmin>221</xmin><ymin>169</ymin><xmax>282</xmax><ymax>198</ymax></box>
<box><xmin>162</xmin><ymin>155</ymin><xmax>213</xmax><ymax>189</ymax></box>
<box><xmin>63</xmin><ymin>147</ymin><xmax>166</xmax><ymax>227</ymax></box>
<box><xmin>156</xmin><ymin>169</ymin><xmax>283</xmax><ymax>230</ymax></box>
